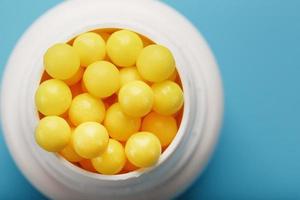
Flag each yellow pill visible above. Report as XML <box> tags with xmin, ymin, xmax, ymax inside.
<box><xmin>119</xmin><ymin>67</ymin><xmax>143</xmax><ymax>86</ymax></box>
<box><xmin>152</xmin><ymin>81</ymin><xmax>184</xmax><ymax>115</ymax></box>
<box><xmin>106</xmin><ymin>29</ymin><xmax>143</xmax><ymax>67</ymax></box>
<box><xmin>35</xmin><ymin>116</ymin><xmax>71</xmax><ymax>152</ymax></box>
<box><xmin>83</xmin><ymin>61</ymin><xmax>120</xmax><ymax>98</ymax></box>
<box><xmin>137</xmin><ymin>44</ymin><xmax>175</xmax><ymax>83</ymax></box>
<box><xmin>118</xmin><ymin>80</ymin><xmax>153</xmax><ymax>117</ymax></box>
<box><xmin>73</xmin><ymin>32</ymin><xmax>106</xmax><ymax>67</ymax></box>
<box><xmin>60</xmin><ymin>129</ymin><xmax>83</xmax><ymax>162</ymax></box>
<box><xmin>92</xmin><ymin>139</ymin><xmax>126</xmax><ymax>175</ymax></box>
<box><xmin>142</xmin><ymin>112</ymin><xmax>177</xmax><ymax>147</ymax></box>
<box><xmin>104</xmin><ymin>103</ymin><xmax>141</xmax><ymax>142</ymax></box>
<box><xmin>125</xmin><ymin>132</ymin><xmax>161</xmax><ymax>168</ymax></box>
<box><xmin>44</xmin><ymin>43</ymin><xmax>80</xmax><ymax>80</ymax></box>
<box><xmin>64</xmin><ymin>67</ymin><xmax>84</xmax><ymax>86</ymax></box>
<box><xmin>35</xmin><ymin>79</ymin><xmax>72</xmax><ymax>116</ymax></box>
<box><xmin>69</xmin><ymin>93</ymin><xmax>105</xmax><ymax>126</ymax></box>
<box><xmin>73</xmin><ymin>122</ymin><xmax>109</xmax><ymax>159</ymax></box>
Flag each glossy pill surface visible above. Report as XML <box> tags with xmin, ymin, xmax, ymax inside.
<box><xmin>125</xmin><ymin>132</ymin><xmax>161</xmax><ymax>168</ymax></box>
<box><xmin>119</xmin><ymin>67</ymin><xmax>142</xmax><ymax>86</ymax></box>
<box><xmin>35</xmin><ymin>116</ymin><xmax>71</xmax><ymax>152</ymax></box>
<box><xmin>44</xmin><ymin>43</ymin><xmax>80</xmax><ymax>80</ymax></box>
<box><xmin>152</xmin><ymin>81</ymin><xmax>183</xmax><ymax>115</ymax></box>
<box><xmin>69</xmin><ymin>93</ymin><xmax>105</xmax><ymax>126</ymax></box>
<box><xmin>142</xmin><ymin>112</ymin><xmax>177</xmax><ymax>147</ymax></box>
<box><xmin>104</xmin><ymin>103</ymin><xmax>141</xmax><ymax>142</ymax></box>
<box><xmin>35</xmin><ymin>79</ymin><xmax>72</xmax><ymax>116</ymax></box>
<box><xmin>106</xmin><ymin>30</ymin><xmax>143</xmax><ymax>67</ymax></box>
<box><xmin>137</xmin><ymin>44</ymin><xmax>175</xmax><ymax>83</ymax></box>
<box><xmin>60</xmin><ymin>129</ymin><xmax>83</xmax><ymax>162</ymax></box>
<box><xmin>73</xmin><ymin>122</ymin><xmax>109</xmax><ymax>159</ymax></box>
<box><xmin>92</xmin><ymin>139</ymin><xmax>126</xmax><ymax>175</ymax></box>
<box><xmin>118</xmin><ymin>81</ymin><xmax>153</xmax><ymax>117</ymax></box>
<box><xmin>83</xmin><ymin>61</ymin><xmax>120</xmax><ymax>98</ymax></box>
<box><xmin>73</xmin><ymin>32</ymin><xmax>106</xmax><ymax>67</ymax></box>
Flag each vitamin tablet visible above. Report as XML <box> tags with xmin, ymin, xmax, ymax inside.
<box><xmin>73</xmin><ymin>122</ymin><xmax>109</xmax><ymax>159</ymax></box>
<box><xmin>104</xmin><ymin>103</ymin><xmax>141</xmax><ymax>142</ymax></box>
<box><xmin>73</xmin><ymin>32</ymin><xmax>106</xmax><ymax>67</ymax></box>
<box><xmin>64</xmin><ymin>67</ymin><xmax>84</xmax><ymax>86</ymax></box>
<box><xmin>152</xmin><ymin>81</ymin><xmax>183</xmax><ymax>115</ymax></box>
<box><xmin>142</xmin><ymin>112</ymin><xmax>177</xmax><ymax>147</ymax></box>
<box><xmin>69</xmin><ymin>93</ymin><xmax>105</xmax><ymax>126</ymax></box>
<box><xmin>35</xmin><ymin>116</ymin><xmax>71</xmax><ymax>152</ymax></box>
<box><xmin>125</xmin><ymin>132</ymin><xmax>161</xmax><ymax>168</ymax></box>
<box><xmin>92</xmin><ymin>139</ymin><xmax>126</xmax><ymax>175</ymax></box>
<box><xmin>44</xmin><ymin>43</ymin><xmax>80</xmax><ymax>80</ymax></box>
<box><xmin>60</xmin><ymin>129</ymin><xmax>83</xmax><ymax>162</ymax></box>
<box><xmin>119</xmin><ymin>67</ymin><xmax>143</xmax><ymax>86</ymax></box>
<box><xmin>35</xmin><ymin>79</ymin><xmax>72</xmax><ymax>116</ymax></box>
<box><xmin>83</xmin><ymin>61</ymin><xmax>120</xmax><ymax>98</ymax></box>
<box><xmin>118</xmin><ymin>80</ymin><xmax>153</xmax><ymax>117</ymax></box>
<box><xmin>106</xmin><ymin>29</ymin><xmax>143</xmax><ymax>67</ymax></box>
<box><xmin>137</xmin><ymin>44</ymin><xmax>175</xmax><ymax>83</ymax></box>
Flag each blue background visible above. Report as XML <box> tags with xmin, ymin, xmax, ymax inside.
<box><xmin>1</xmin><ymin>0</ymin><xmax>300</xmax><ymax>199</ymax></box>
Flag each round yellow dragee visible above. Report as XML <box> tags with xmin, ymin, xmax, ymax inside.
<box><xmin>104</xmin><ymin>103</ymin><xmax>141</xmax><ymax>142</ymax></box>
<box><xmin>118</xmin><ymin>80</ymin><xmax>154</xmax><ymax>117</ymax></box>
<box><xmin>83</xmin><ymin>61</ymin><xmax>120</xmax><ymax>98</ymax></box>
<box><xmin>35</xmin><ymin>79</ymin><xmax>72</xmax><ymax>116</ymax></box>
<box><xmin>92</xmin><ymin>139</ymin><xmax>126</xmax><ymax>175</ymax></box>
<box><xmin>125</xmin><ymin>132</ymin><xmax>161</xmax><ymax>168</ymax></box>
<box><xmin>152</xmin><ymin>80</ymin><xmax>184</xmax><ymax>115</ymax></box>
<box><xmin>142</xmin><ymin>112</ymin><xmax>178</xmax><ymax>147</ymax></box>
<box><xmin>69</xmin><ymin>93</ymin><xmax>106</xmax><ymax>126</ymax></box>
<box><xmin>35</xmin><ymin>116</ymin><xmax>71</xmax><ymax>152</ymax></box>
<box><xmin>44</xmin><ymin>43</ymin><xmax>80</xmax><ymax>80</ymax></box>
<box><xmin>137</xmin><ymin>44</ymin><xmax>175</xmax><ymax>83</ymax></box>
<box><xmin>73</xmin><ymin>122</ymin><xmax>109</xmax><ymax>159</ymax></box>
<box><xmin>60</xmin><ymin>128</ymin><xmax>83</xmax><ymax>162</ymax></box>
<box><xmin>119</xmin><ymin>67</ymin><xmax>143</xmax><ymax>87</ymax></box>
<box><xmin>106</xmin><ymin>29</ymin><xmax>143</xmax><ymax>67</ymax></box>
<box><xmin>73</xmin><ymin>32</ymin><xmax>106</xmax><ymax>67</ymax></box>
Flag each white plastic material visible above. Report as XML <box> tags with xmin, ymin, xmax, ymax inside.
<box><xmin>0</xmin><ymin>0</ymin><xmax>223</xmax><ymax>199</ymax></box>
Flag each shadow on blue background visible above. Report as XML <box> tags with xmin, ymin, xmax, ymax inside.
<box><xmin>1</xmin><ymin>0</ymin><xmax>300</xmax><ymax>199</ymax></box>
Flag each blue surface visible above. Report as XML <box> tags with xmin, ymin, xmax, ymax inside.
<box><xmin>1</xmin><ymin>0</ymin><xmax>300</xmax><ymax>199</ymax></box>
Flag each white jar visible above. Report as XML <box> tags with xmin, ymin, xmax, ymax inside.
<box><xmin>0</xmin><ymin>0</ymin><xmax>223</xmax><ymax>199</ymax></box>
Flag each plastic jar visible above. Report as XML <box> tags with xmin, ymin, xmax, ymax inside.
<box><xmin>0</xmin><ymin>0</ymin><xmax>223</xmax><ymax>199</ymax></box>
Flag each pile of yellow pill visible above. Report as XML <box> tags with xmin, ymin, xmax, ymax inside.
<box><xmin>35</xmin><ymin>29</ymin><xmax>184</xmax><ymax>175</ymax></box>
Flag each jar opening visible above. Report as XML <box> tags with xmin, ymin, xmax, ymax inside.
<box><xmin>36</xmin><ymin>27</ymin><xmax>190</xmax><ymax>180</ymax></box>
